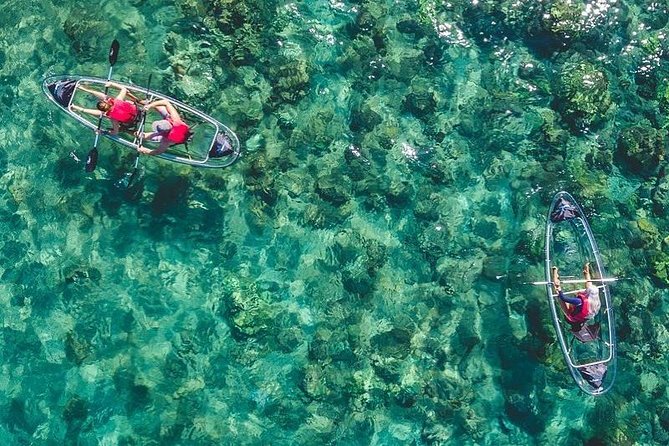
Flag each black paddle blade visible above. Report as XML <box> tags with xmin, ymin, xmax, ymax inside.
<box><xmin>109</xmin><ymin>39</ymin><xmax>120</xmax><ymax>65</ymax></box>
<box><xmin>85</xmin><ymin>148</ymin><xmax>98</xmax><ymax>172</ymax></box>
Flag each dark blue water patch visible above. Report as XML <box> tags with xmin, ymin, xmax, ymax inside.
<box><xmin>0</xmin><ymin>326</ymin><xmax>43</xmax><ymax>373</ymax></box>
<box><xmin>1</xmin><ymin>239</ymin><xmax>28</xmax><ymax>265</ymax></box>
<box><xmin>461</xmin><ymin>5</ymin><xmax>516</xmax><ymax>48</ymax></box>
<box><xmin>62</xmin><ymin>395</ymin><xmax>89</xmax><ymax>440</ymax></box>
<box><xmin>112</xmin><ymin>368</ymin><xmax>151</xmax><ymax>415</ymax></box>
<box><xmin>53</xmin><ymin>156</ymin><xmax>86</xmax><ymax>189</ymax></box>
<box><xmin>0</xmin><ymin>79</ymin><xmax>15</xmax><ymax>109</ymax></box>
<box><xmin>149</xmin><ymin>174</ymin><xmax>190</xmax><ymax>215</ymax></box>
<box><xmin>2</xmin><ymin>398</ymin><xmax>35</xmax><ymax>443</ymax></box>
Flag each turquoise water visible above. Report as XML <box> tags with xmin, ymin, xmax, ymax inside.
<box><xmin>2</xmin><ymin>0</ymin><xmax>669</xmax><ymax>444</ymax></box>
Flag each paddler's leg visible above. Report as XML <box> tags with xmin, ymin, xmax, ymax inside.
<box><xmin>583</xmin><ymin>262</ymin><xmax>592</xmax><ymax>289</ymax></box>
<box><xmin>551</xmin><ymin>266</ymin><xmax>562</xmax><ymax>293</ymax></box>
<box><xmin>553</xmin><ymin>266</ymin><xmax>577</xmax><ymax>314</ymax></box>
<box><xmin>552</xmin><ymin>266</ymin><xmax>566</xmax><ymax>310</ymax></box>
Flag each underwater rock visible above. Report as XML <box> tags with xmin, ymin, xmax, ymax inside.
<box><xmin>585</xmin><ymin>142</ymin><xmax>614</xmax><ymax>173</ymax></box>
<box><xmin>277</xmin><ymin>326</ymin><xmax>305</xmax><ymax>353</ymax></box>
<box><xmin>514</xmin><ymin>229</ymin><xmax>544</xmax><ymax>263</ymax></box>
<box><xmin>1</xmin><ymin>239</ymin><xmax>27</xmax><ymax>265</ymax></box>
<box><xmin>350</xmin><ymin>99</ymin><xmax>384</xmax><ymax>132</ymax></box>
<box><xmin>308</xmin><ymin>328</ymin><xmax>354</xmax><ymax>363</ymax></box>
<box><xmin>505</xmin><ymin>392</ymin><xmax>542</xmax><ymax>433</ymax></box>
<box><xmin>201</xmin><ymin>0</ymin><xmax>266</xmax><ymax>66</ymax></box>
<box><xmin>349</xmin><ymin>0</ymin><xmax>388</xmax><ymax>50</ymax></box>
<box><xmin>63</xmin><ymin>10</ymin><xmax>107</xmax><ymax>60</ymax></box>
<box><xmin>301</xmin><ymin>364</ymin><xmax>330</xmax><ymax>400</ymax></box>
<box><xmin>64</xmin><ymin>332</ymin><xmax>91</xmax><ymax>365</ymax></box>
<box><xmin>63</xmin><ymin>266</ymin><xmax>101</xmax><ymax>285</ymax></box>
<box><xmin>651</xmin><ymin>247</ymin><xmax>669</xmax><ymax>287</ymax></box>
<box><xmin>386</xmin><ymin>179</ymin><xmax>413</xmax><ymax>208</ymax></box>
<box><xmin>554</xmin><ymin>57</ymin><xmax>612</xmax><ymax>132</ymax></box>
<box><xmin>386</xmin><ymin>46</ymin><xmax>424</xmax><ymax>82</ymax></box>
<box><xmin>221</xmin><ymin>276</ymin><xmax>274</xmax><ymax>339</ymax></box>
<box><xmin>404</xmin><ymin>81</ymin><xmax>437</xmax><ymax>118</ymax></box>
<box><xmin>302</xmin><ymin>201</ymin><xmax>351</xmax><ymax>229</ymax></box>
<box><xmin>315</xmin><ymin>173</ymin><xmax>352</xmax><ymax>206</ymax></box>
<box><xmin>482</xmin><ymin>255</ymin><xmax>507</xmax><ymax>281</ymax></box>
<box><xmin>371</xmin><ymin>326</ymin><xmax>411</xmax><ymax>359</ymax></box>
<box><xmin>652</xmin><ymin>174</ymin><xmax>669</xmax><ymax>215</ymax></box>
<box><xmin>370</xmin><ymin>354</ymin><xmax>403</xmax><ymax>383</ymax></box>
<box><xmin>541</xmin><ymin>0</ymin><xmax>585</xmax><ymax>41</ymax></box>
<box><xmin>616</xmin><ymin>125</ymin><xmax>665</xmax><ymax>177</ymax></box>
<box><xmin>342</xmin><ymin>265</ymin><xmax>375</xmax><ymax>296</ymax></box>
<box><xmin>413</xmin><ymin>190</ymin><xmax>442</xmax><ymax>221</ymax></box>
<box><xmin>151</xmin><ymin>175</ymin><xmax>190</xmax><ymax>215</ymax></box>
<box><xmin>418</xmin><ymin>222</ymin><xmax>452</xmax><ymax>265</ymax></box>
<box><xmin>161</xmin><ymin>32</ymin><xmax>222</xmax><ymax>101</ymax></box>
<box><xmin>396</xmin><ymin>15</ymin><xmax>425</xmax><ymax>37</ymax></box>
<box><xmin>269</xmin><ymin>55</ymin><xmax>310</xmax><ymax>104</ymax></box>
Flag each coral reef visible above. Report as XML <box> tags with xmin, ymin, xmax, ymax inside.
<box><xmin>553</xmin><ymin>56</ymin><xmax>613</xmax><ymax>132</ymax></box>
<box><xmin>3</xmin><ymin>0</ymin><xmax>669</xmax><ymax>444</ymax></box>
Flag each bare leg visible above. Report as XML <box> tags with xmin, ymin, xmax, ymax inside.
<box><xmin>553</xmin><ymin>266</ymin><xmax>574</xmax><ymax>315</ymax></box>
<box><xmin>551</xmin><ymin>266</ymin><xmax>562</xmax><ymax>294</ymax></box>
<box><xmin>583</xmin><ymin>262</ymin><xmax>592</xmax><ymax>289</ymax></box>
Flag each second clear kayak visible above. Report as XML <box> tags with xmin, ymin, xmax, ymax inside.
<box><xmin>544</xmin><ymin>191</ymin><xmax>616</xmax><ymax>396</ymax></box>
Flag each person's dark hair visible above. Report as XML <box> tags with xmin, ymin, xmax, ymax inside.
<box><xmin>96</xmin><ymin>100</ymin><xmax>112</xmax><ymax>112</ymax></box>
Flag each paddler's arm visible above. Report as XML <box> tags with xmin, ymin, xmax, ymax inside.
<box><xmin>138</xmin><ymin>138</ymin><xmax>170</xmax><ymax>156</ymax></box>
<box><xmin>71</xmin><ymin>104</ymin><xmax>103</xmax><ymax>117</ymax></box>
<box><xmin>106</xmin><ymin>82</ymin><xmax>129</xmax><ymax>101</ymax></box>
<box><xmin>145</xmin><ymin>99</ymin><xmax>184</xmax><ymax>124</ymax></box>
<box><xmin>78</xmin><ymin>85</ymin><xmax>106</xmax><ymax>101</ymax></box>
<box><xmin>558</xmin><ymin>292</ymin><xmax>582</xmax><ymax>306</ymax></box>
<box><xmin>583</xmin><ymin>262</ymin><xmax>593</xmax><ymax>289</ymax></box>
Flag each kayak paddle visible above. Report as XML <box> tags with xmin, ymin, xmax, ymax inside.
<box><xmin>85</xmin><ymin>39</ymin><xmax>120</xmax><ymax>173</ymax></box>
<box><xmin>127</xmin><ymin>73</ymin><xmax>153</xmax><ymax>183</ymax></box>
<box><xmin>525</xmin><ymin>277</ymin><xmax>628</xmax><ymax>286</ymax></box>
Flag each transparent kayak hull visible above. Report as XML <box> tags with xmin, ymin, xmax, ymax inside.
<box><xmin>544</xmin><ymin>191</ymin><xmax>616</xmax><ymax>395</ymax></box>
<box><xmin>42</xmin><ymin>75</ymin><xmax>240</xmax><ymax>168</ymax></box>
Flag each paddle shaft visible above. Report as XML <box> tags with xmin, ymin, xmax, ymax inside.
<box><xmin>85</xmin><ymin>39</ymin><xmax>120</xmax><ymax>172</ymax></box>
<box><xmin>127</xmin><ymin>74</ymin><xmax>153</xmax><ymax>180</ymax></box>
<box><xmin>91</xmin><ymin>64</ymin><xmax>114</xmax><ymax>146</ymax></box>
<box><xmin>528</xmin><ymin>277</ymin><xmax>624</xmax><ymax>286</ymax></box>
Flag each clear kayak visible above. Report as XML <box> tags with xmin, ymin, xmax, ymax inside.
<box><xmin>42</xmin><ymin>75</ymin><xmax>240</xmax><ymax>169</ymax></box>
<box><xmin>544</xmin><ymin>191</ymin><xmax>616</xmax><ymax>395</ymax></box>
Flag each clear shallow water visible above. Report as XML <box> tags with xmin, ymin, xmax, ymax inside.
<box><xmin>1</xmin><ymin>0</ymin><xmax>669</xmax><ymax>444</ymax></box>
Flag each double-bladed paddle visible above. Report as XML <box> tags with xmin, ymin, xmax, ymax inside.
<box><xmin>85</xmin><ymin>39</ymin><xmax>120</xmax><ymax>173</ymax></box>
<box><xmin>127</xmin><ymin>73</ymin><xmax>153</xmax><ymax>182</ymax></box>
<box><xmin>525</xmin><ymin>277</ymin><xmax>627</xmax><ymax>286</ymax></box>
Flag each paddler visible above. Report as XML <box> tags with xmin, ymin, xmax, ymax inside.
<box><xmin>135</xmin><ymin>98</ymin><xmax>192</xmax><ymax>156</ymax></box>
<box><xmin>71</xmin><ymin>82</ymin><xmax>139</xmax><ymax>135</ymax></box>
<box><xmin>551</xmin><ymin>263</ymin><xmax>602</xmax><ymax>328</ymax></box>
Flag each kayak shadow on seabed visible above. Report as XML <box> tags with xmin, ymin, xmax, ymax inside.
<box><xmin>113</xmin><ymin>163</ymin><xmax>145</xmax><ymax>202</ymax></box>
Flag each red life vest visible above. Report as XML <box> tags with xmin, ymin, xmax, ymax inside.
<box><xmin>106</xmin><ymin>98</ymin><xmax>137</xmax><ymax>123</ymax></box>
<box><xmin>166</xmin><ymin>122</ymin><xmax>191</xmax><ymax>144</ymax></box>
<box><xmin>565</xmin><ymin>292</ymin><xmax>590</xmax><ymax>324</ymax></box>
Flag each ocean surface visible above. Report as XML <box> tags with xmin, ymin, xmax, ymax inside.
<box><xmin>1</xmin><ymin>0</ymin><xmax>669</xmax><ymax>444</ymax></box>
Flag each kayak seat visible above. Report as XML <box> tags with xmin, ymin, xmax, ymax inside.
<box><xmin>551</xmin><ymin>198</ymin><xmax>579</xmax><ymax>222</ymax></box>
<box><xmin>209</xmin><ymin>132</ymin><xmax>234</xmax><ymax>158</ymax></box>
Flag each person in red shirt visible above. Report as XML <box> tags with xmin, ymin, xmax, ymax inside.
<box><xmin>551</xmin><ymin>263</ymin><xmax>602</xmax><ymax>329</ymax></box>
<box><xmin>71</xmin><ymin>82</ymin><xmax>139</xmax><ymax>135</ymax></box>
<box><xmin>136</xmin><ymin>99</ymin><xmax>191</xmax><ymax>156</ymax></box>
